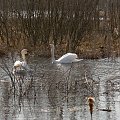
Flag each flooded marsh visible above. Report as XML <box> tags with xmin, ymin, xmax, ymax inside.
<box><xmin>0</xmin><ymin>56</ymin><xmax>120</xmax><ymax>120</ymax></box>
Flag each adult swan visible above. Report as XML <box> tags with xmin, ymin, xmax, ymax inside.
<box><xmin>12</xmin><ymin>49</ymin><xmax>30</xmax><ymax>77</ymax></box>
<box><xmin>50</xmin><ymin>44</ymin><xmax>82</xmax><ymax>64</ymax></box>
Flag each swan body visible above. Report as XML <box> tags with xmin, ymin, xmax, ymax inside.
<box><xmin>55</xmin><ymin>53</ymin><xmax>80</xmax><ymax>63</ymax></box>
<box><xmin>50</xmin><ymin>44</ymin><xmax>82</xmax><ymax>64</ymax></box>
<box><xmin>13</xmin><ymin>49</ymin><xmax>30</xmax><ymax>76</ymax></box>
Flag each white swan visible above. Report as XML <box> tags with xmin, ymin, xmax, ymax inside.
<box><xmin>50</xmin><ymin>44</ymin><xmax>82</xmax><ymax>64</ymax></box>
<box><xmin>12</xmin><ymin>49</ymin><xmax>30</xmax><ymax>77</ymax></box>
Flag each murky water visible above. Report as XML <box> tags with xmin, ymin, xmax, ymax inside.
<box><xmin>0</xmin><ymin>56</ymin><xmax>120</xmax><ymax>120</ymax></box>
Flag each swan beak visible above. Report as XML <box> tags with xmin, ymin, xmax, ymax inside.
<box><xmin>26</xmin><ymin>50</ymin><xmax>29</xmax><ymax>55</ymax></box>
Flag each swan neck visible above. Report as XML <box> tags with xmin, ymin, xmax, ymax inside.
<box><xmin>51</xmin><ymin>45</ymin><xmax>55</xmax><ymax>63</ymax></box>
<box><xmin>22</xmin><ymin>53</ymin><xmax>26</xmax><ymax>62</ymax></box>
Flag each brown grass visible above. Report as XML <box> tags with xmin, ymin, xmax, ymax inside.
<box><xmin>0</xmin><ymin>34</ymin><xmax>120</xmax><ymax>59</ymax></box>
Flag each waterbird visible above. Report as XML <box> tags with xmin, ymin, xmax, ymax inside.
<box><xmin>12</xmin><ymin>49</ymin><xmax>30</xmax><ymax>78</ymax></box>
<box><xmin>50</xmin><ymin>44</ymin><xmax>82</xmax><ymax>64</ymax></box>
<box><xmin>88</xmin><ymin>96</ymin><xmax>95</xmax><ymax>119</ymax></box>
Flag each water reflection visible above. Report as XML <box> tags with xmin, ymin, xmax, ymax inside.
<box><xmin>0</xmin><ymin>57</ymin><xmax>120</xmax><ymax>119</ymax></box>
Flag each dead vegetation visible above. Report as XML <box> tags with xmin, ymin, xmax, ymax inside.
<box><xmin>0</xmin><ymin>0</ymin><xmax>120</xmax><ymax>59</ymax></box>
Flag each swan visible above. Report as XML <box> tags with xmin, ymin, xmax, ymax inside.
<box><xmin>12</xmin><ymin>49</ymin><xmax>30</xmax><ymax>77</ymax></box>
<box><xmin>50</xmin><ymin>44</ymin><xmax>82</xmax><ymax>64</ymax></box>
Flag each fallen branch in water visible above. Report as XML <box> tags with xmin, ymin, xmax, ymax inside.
<box><xmin>99</xmin><ymin>108</ymin><xmax>112</xmax><ymax>112</ymax></box>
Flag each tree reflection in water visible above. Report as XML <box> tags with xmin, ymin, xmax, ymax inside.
<box><xmin>0</xmin><ymin>57</ymin><xmax>120</xmax><ymax>119</ymax></box>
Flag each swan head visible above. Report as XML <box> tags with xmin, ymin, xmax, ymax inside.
<box><xmin>49</xmin><ymin>44</ymin><xmax>54</xmax><ymax>49</ymax></box>
<box><xmin>21</xmin><ymin>49</ymin><xmax>28</xmax><ymax>55</ymax></box>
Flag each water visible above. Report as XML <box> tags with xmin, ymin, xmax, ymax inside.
<box><xmin>0</xmin><ymin>56</ymin><xmax>120</xmax><ymax>120</ymax></box>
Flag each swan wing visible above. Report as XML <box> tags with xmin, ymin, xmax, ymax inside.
<box><xmin>13</xmin><ymin>61</ymin><xmax>29</xmax><ymax>70</ymax></box>
<box><xmin>13</xmin><ymin>61</ymin><xmax>31</xmax><ymax>76</ymax></box>
<box><xmin>57</xmin><ymin>53</ymin><xmax>78</xmax><ymax>63</ymax></box>
<box><xmin>21</xmin><ymin>61</ymin><xmax>30</xmax><ymax>71</ymax></box>
<box><xmin>14</xmin><ymin>60</ymin><xmax>22</xmax><ymax>67</ymax></box>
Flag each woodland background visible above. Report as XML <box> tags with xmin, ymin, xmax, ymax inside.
<box><xmin>0</xmin><ymin>0</ymin><xmax>120</xmax><ymax>59</ymax></box>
